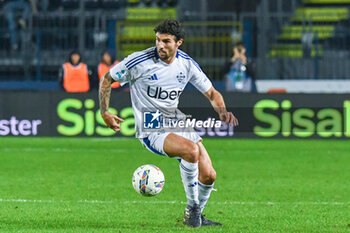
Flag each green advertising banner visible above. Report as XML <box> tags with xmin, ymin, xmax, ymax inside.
<box><xmin>1</xmin><ymin>90</ymin><xmax>349</xmax><ymax>138</ymax></box>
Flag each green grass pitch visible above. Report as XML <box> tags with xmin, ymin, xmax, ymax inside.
<box><xmin>0</xmin><ymin>137</ymin><xmax>349</xmax><ymax>233</ymax></box>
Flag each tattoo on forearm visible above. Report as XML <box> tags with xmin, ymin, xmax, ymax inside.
<box><xmin>99</xmin><ymin>72</ymin><xmax>112</xmax><ymax>114</ymax></box>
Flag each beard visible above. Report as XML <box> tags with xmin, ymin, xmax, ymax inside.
<box><xmin>159</xmin><ymin>49</ymin><xmax>173</xmax><ymax>61</ymax></box>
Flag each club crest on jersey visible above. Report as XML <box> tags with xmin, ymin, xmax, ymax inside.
<box><xmin>176</xmin><ymin>72</ymin><xmax>185</xmax><ymax>83</ymax></box>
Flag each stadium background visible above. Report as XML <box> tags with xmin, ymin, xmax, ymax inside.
<box><xmin>1</xmin><ymin>0</ymin><xmax>350</xmax><ymax>138</ymax></box>
<box><xmin>1</xmin><ymin>0</ymin><xmax>350</xmax><ymax>232</ymax></box>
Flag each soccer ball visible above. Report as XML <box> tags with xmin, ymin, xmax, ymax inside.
<box><xmin>132</xmin><ymin>164</ymin><xmax>165</xmax><ymax>196</ymax></box>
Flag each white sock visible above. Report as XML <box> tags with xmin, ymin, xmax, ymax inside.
<box><xmin>179</xmin><ymin>160</ymin><xmax>199</xmax><ymax>206</ymax></box>
<box><xmin>198</xmin><ymin>181</ymin><xmax>214</xmax><ymax>212</ymax></box>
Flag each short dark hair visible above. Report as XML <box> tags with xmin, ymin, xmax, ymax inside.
<box><xmin>233</xmin><ymin>41</ymin><xmax>245</xmax><ymax>54</ymax></box>
<box><xmin>154</xmin><ymin>19</ymin><xmax>185</xmax><ymax>41</ymax></box>
<box><xmin>234</xmin><ymin>41</ymin><xmax>245</xmax><ymax>49</ymax></box>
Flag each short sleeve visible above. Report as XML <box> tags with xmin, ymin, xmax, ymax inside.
<box><xmin>189</xmin><ymin>61</ymin><xmax>212</xmax><ymax>93</ymax></box>
<box><xmin>109</xmin><ymin>59</ymin><xmax>130</xmax><ymax>85</ymax></box>
<box><xmin>109</xmin><ymin>52</ymin><xmax>146</xmax><ymax>85</ymax></box>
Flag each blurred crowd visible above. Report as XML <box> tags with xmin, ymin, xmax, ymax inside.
<box><xmin>1</xmin><ymin>0</ymin><xmax>255</xmax><ymax>92</ymax></box>
<box><xmin>2</xmin><ymin>0</ymin><xmax>48</xmax><ymax>50</ymax></box>
<box><xmin>1</xmin><ymin>0</ymin><xmax>177</xmax><ymax>50</ymax></box>
<box><xmin>222</xmin><ymin>42</ymin><xmax>256</xmax><ymax>92</ymax></box>
<box><xmin>58</xmin><ymin>50</ymin><xmax>124</xmax><ymax>92</ymax></box>
<box><xmin>60</xmin><ymin>42</ymin><xmax>257</xmax><ymax>93</ymax></box>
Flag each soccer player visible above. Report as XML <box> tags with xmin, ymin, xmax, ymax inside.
<box><xmin>99</xmin><ymin>19</ymin><xmax>238</xmax><ymax>228</ymax></box>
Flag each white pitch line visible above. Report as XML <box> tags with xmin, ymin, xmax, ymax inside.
<box><xmin>0</xmin><ymin>198</ymin><xmax>349</xmax><ymax>206</ymax></box>
<box><xmin>0</xmin><ymin>148</ymin><xmax>132</xmax><ymax>153</ymax></box>
<box><xmin>78</xmin><ymin>200</ymin><xmax>113</xmax><ymax>204</ymax></box>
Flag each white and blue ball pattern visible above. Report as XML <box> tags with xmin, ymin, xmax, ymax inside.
<box><xmin>132</xmin><ymin>164</ymin><xmax>165</xmax><ymax>196</ymax></box>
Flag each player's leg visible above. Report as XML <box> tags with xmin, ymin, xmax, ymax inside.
<box><xmin>163</xmin><ymin>133</ymin><xmax>200</xmax><ymax>207</ymax></box>
<box><xmin>163</xmin><ymin>132</ymin><xmax>199</xmax><ymax>162</ymax></box>
<box><xmin>197</xmin><ymin>141</ymin><xmax>222</xmax><ymax>226</ymax></box>
<box><xmin>163</xmin><ymin>133</ymin><xmax>201</xmax><ymax>227</ymax></box>
<box><xmin>198</xmin><ymin>141</ymin><xmax>216</xmax><ymax>210</ymax></box>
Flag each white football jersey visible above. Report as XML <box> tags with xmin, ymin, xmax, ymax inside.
<box><xmin>110</xmin><ymin>47</ymin><xmax>212</xmax><ymax>138</ymax></box>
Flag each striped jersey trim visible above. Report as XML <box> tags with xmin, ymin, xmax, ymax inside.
<box><xmin>125</xmin><ymin>51</ymin><xmax>155</xmax><ymax>69</ymax></box>
<box><xmin>177</xmin><ymin>51</ymin><xmax>202</xmax><ymax>72</ymax></box>
<box><xmin>125</xmin><ymin>50</ymin><xmax>154</xmax><ymax>66</ymax></box>
<box><xmin>127</xmin><ymin>54</ymin><xmax>155</xmax><ymax>69</ymax></box>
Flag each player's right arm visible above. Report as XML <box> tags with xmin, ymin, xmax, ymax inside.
<box><xmin>99</xmin><ymin>71</ymin><xmax>124</xmax><ymax>131</ymax></box>
<box><xmin>99</xmin><ymin>50</ymin><xmax>146</xmax><ymax>131</ymax></box>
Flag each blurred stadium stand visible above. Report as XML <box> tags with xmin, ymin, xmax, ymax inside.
<box><xmin>250</xmin><ymin>0</ymin><xmax>350</xmax><ymax>79</ymax></box>
<box><xmin>0</xmin><ymin>0</ymin><xmax>350</xmax><ymax>89</ymax></box>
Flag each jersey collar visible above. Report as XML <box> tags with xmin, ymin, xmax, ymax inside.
<box><xmin>154</xmin><ymin>47</ymin><xmax>159</xmax><ymax>59</ymax></box>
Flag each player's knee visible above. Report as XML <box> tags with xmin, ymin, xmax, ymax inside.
<box><xmin>186</xmin><ymin>142</ymin><xmax>199</xmax><ymax>163</ymax></box>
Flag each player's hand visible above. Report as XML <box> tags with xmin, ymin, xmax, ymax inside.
<box><xmin>219</xmin><ymin>112</ymin><xmax>239</xmax><ymax>126</ymax></box>
<box><xmin>101</xmin><ymin>112</ymin><xmax>124</xmax><ymax>132</ymax></box>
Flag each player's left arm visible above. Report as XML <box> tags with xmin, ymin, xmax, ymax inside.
<box><xmin>187</xmin><ymin>56</ymin><xmax>238</xmax><ymax>126</ymax></box>
<box><xmin>203</xmin><ymin>86</ymin><xmax>239</xmax><ymax>126</ymax></box>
